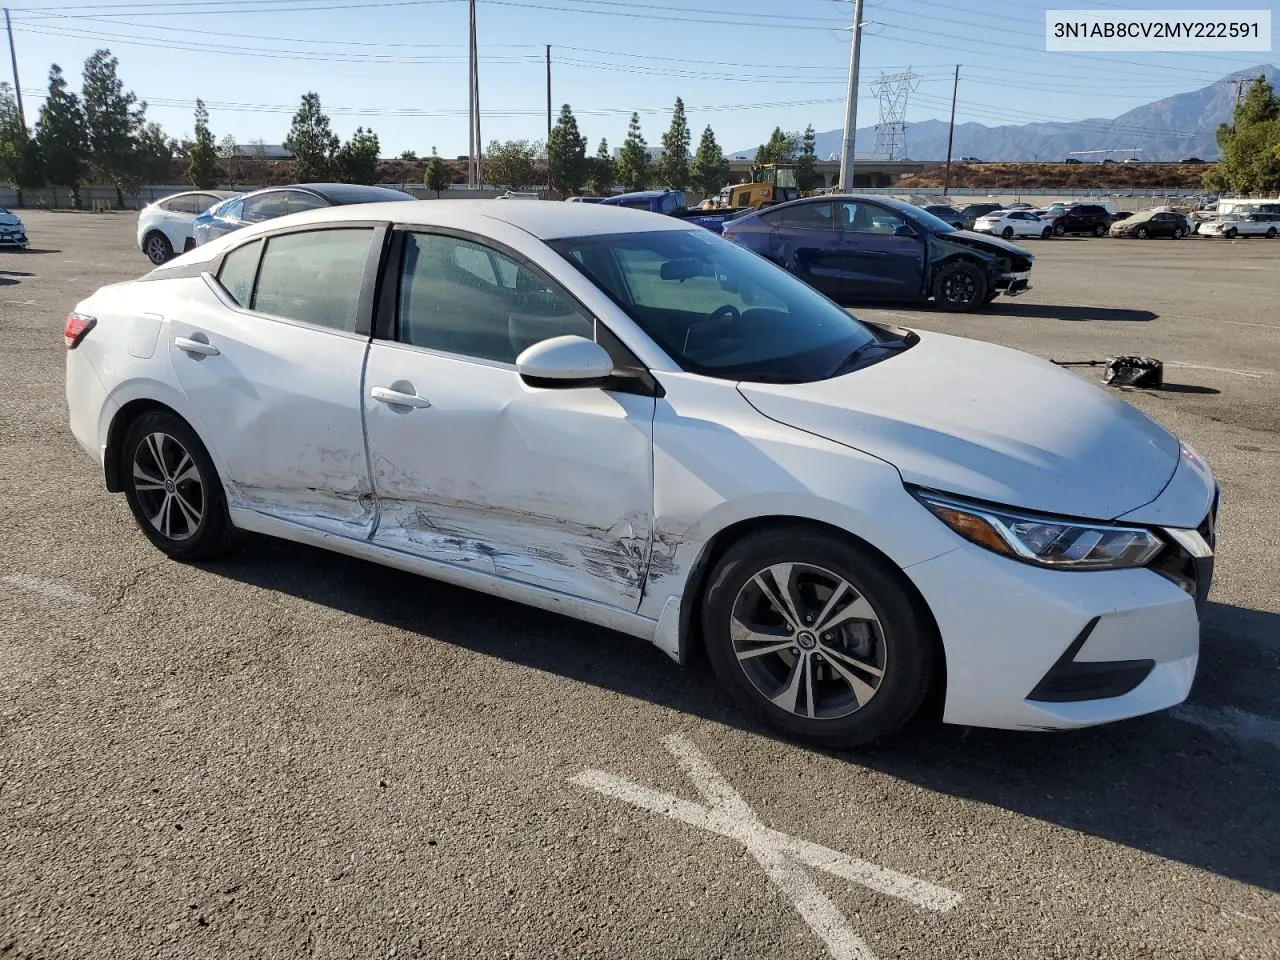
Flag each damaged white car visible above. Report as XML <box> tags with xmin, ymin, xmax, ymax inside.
<box><xmin>66</xmin><ymin>201</ymin><xmax>1218</xmax><ymax>747</ymax></box>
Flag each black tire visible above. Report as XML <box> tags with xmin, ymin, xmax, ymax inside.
<box><xmin>142</xmin><ymin>231</ymin><xmax>174</xmax><ymax>265</ymax></box>
<box><xmin>1093</xmin><ymin>224</ymin><xmax>1106</xmax><ymax>237</ymax></box>
<box><xmin>1267</xmin><ymin>227</ymin><xmax>1277</xmax><ymax>239</ymax></box>
<box><xmin>983</xmin><ymin>290</ymin><xmax>1000</xmax><ymax>304</ymax></box>
<box><xmin>1001</xmin><ymin>226</ymin><xmax>1015</xmax><ymax>239</ymax></box>
<box><xmin>122</xmin><ymin>411</ymin><xmax>238</xmax><ymax>561</ymax></box>
<box><xmin>1225</xmin><ymin>227</ymin><xmax>1237</xmax><ymax>239</ymax></box>
<box><xmin>952</xmin><ymin>221</ymin><xmax>965</xmax><ymax>230</ymax></box>
<box><xmin>1172</xmin><ymin>227</ymin><xmax>1185</xmax><ymax>239</ymax></box>
<box><xmin>932</xmin><ymin>260</ymin><xmax>988</xmax><ymax>312</ymax></box>
<box><xmin>1136</xmin><ymin>226</ymin><xmax>1149</xmax><ymax>239</ymax></box>
<box><xmin>1040</xmin><ymin>226</ymin><xmax>1053</xmax><ymax>239</ymax></box>
<box><xmin>701</xmin><ymin>526</ymin><xmax>937</xmax><ymax>748</ymax></box>
<box><xmin>1053</xmin><ymin>223</ymin><xmax>1066</xmax><ymax>237</ymax></box>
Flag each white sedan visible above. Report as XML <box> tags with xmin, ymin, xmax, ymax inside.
<box><xmin>66</xmin><ymin>201</ymin><xmax>1217</xmax><ymax>746</ymax></box>
<box><xmin>137</xmin><ymin>190</ymin><xmax>239</xmax><ymax>264</ymax></box>
<box><xmin>972</xmin><ymin>210</ymin><xmax>1054</xmax><ymax>240</ymax></box>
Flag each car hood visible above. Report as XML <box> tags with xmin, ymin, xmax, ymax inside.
<box><xmin>0</xmin><ymin>212</ymin><xmax>23</xmax><ymax>227</ymax></box>
<box><xmin>738</xmin><ymin>331</ymin><xmax>1179</xmax><ymax>520</ymax></box>
<box><xmin>936</xmin><ymin>229</ymin><xmax>1035</xmax><ymax>261</ymax></box>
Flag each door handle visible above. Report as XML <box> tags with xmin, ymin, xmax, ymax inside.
<box><xmin>370</xmin><ymin>386</ymin><xmax>431</xmax><ymax>409</ymax></box>
<box><xmin>175</xmin><ymin>336</ymin><xmax>220</xmax><ymax>356</ymax></box>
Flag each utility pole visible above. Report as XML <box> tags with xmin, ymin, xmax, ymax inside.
<box><xmin>942</xmin><ymin>64</ymin><xmax>959</xmax><ymax>196</ymax></box>
<box><xmin>546</xmin><ymin>45</ymin><xmax>552</xmax><ymax>141</ymax></box>
<box><xmin>4</xmin><ymin>7</ymin><xmax>24</xmax><ymax>129</ymax></box>
<box><xmin>467</xmin><ymin>0</ymin><xmax>482</xmax><ymax>188</ymax></box>
<box><xmin>837</xmin><ymin>0</ymin><xmax>865</xmax><ymax>192</ymax></box>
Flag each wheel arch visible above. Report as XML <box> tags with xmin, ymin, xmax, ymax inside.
<box><xmin>672</xmin><ymin>514</ymin><xmax>946</xmax><ymax>709</ymax></box>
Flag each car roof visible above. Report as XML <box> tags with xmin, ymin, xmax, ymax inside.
<box><xmin>191</xmin><ymin>199</ymin><xmax>696</xmax><ymax>258</ymax></box>
<box><xmin>607</xmin><ymin>189</ymin><xmax>679</xmax><ymax>201</ymax></box>
<box><xmin>234</xmin><ymin>183</ymin><xmax>414</xmax><ymax>205</ymax></box>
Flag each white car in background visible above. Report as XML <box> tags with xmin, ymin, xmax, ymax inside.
<box><xmin>0</xmin><ymin>207</ymin><xmax>29</xmax><ymax>249</ymax></box>
<box><xmin>1198</xmin><ymin>212</ymin><xmax>1280</xmax><ymax>239</ymax></box>
<box><xmin>137</xmin><ymin>190</ymin><xmax>239</xmax><ymax>264</ymax></box>
<box><xmin>66</xmin><ymin>201</ymin><xmax>1217</xmax><ymax>747</ymax></box>
<box><xmin>972</xmin><ymin>210</ymin><xmax>1053</xmax><ymax>240</ymax></box>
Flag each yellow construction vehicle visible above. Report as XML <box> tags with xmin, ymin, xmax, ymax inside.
<box><xmin>714</xmin><ymin>163</ymin><xmax>800</xmax><ymax>210</ymax></box>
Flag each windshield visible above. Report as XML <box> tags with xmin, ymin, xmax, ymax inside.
<box><xmin>549</xmin><ymin>229</ymin><xmax>880</xmax><ymax>383</ymax></box>
<box><xmin>877</xmin><ymin>197</ymin><xmax>957</xmax><ymax>233</ymax></box>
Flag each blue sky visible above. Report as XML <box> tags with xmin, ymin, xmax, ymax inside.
<box><xmin>9</xmin><ymin>0</ymin><xmax>1279</xmax><ymax>158</ymax></box>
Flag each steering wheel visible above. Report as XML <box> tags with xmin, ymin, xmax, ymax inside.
<box><xmin>683</xmin><ymin>304</ymin><xmax>741</xmax><ymax>355</ymax></box>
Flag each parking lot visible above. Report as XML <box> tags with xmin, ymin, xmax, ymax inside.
<box><xmin>1</xmin><ymin>209</ymin><xmax>1277</xmax><ymax>959</ymax></box>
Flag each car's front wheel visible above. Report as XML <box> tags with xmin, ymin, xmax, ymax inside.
<box><xmin>1224</xmin><ymin>227</ymin><xmax>1238</xmax><ymax>239</ymax></box>
<box><xmin>1040</xmin><ymin>226</ymin><xmax>1053</xmax><ymax>239</ymax></box>
<box><xmin>1267</xmin><ymin>227</ymin><xmax>1277</xmax><ymax>239</ymax></box>
<box><xmin>142</xmin><ymin>231</ymin><xmax>174</xmax><ymax>265</ymax></box>
<box><xmin>1001</xmin><ymin>226</ymin><xmax>1015</xmax><ymax>239</ymax></box>
<box><xmin>1172</xmin><ymin>227</ymin><xmax>1185</xmax><ymax>239</ymax></box>
<box><xmin>702</xmin><ymin>527</ymin><xmax>936</xmax><ymax>748</ymax></box>
<box><xmin>932</xmin><ymin>261</ymin><xmax>988</xmax><ymax>312</ymax></box>
<box><xmin>122</xmin><ymin>411</ymin><xmax>238</xmax><ymax>560</ymax></box>
<box><xmin>1053</xmin><ymin>223</ymin><xmax>1066</xmax><ymax>236</ymax></box>
<box><xmin>1136</xmin><ymin>226</ymin><xmax>1149</xmax><ymax>239</ymax></box>
<box><xmin>1093</xmin><ymin>224</ymin><xmax>1107</xmax><ymax>237</ymax></box>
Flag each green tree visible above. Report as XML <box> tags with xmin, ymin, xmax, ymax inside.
<box><xmin>399</xmin><ymin>148</ymin><xmax>418</xmax><ymax>160</ymax></box>
<box><xmin>1204</xmin><ymin>75</ymin><xmax>1280</xmax><ymax>195</ymax></box>
<box><xmin>0</xmin><ymin>82</ymin><xmax>43</xmax><ymax>203</ymax></box>
<box><xmin>546</xmin><ymin>103</ymin><xmax>587</xmax><ymax>196</ymax></box>
<box><xmin>283</xmin><ymin>92</ymin><xmax>339</xmax><ymax>181</ymax></box>
<box><xmin>484</xmin><ymin>139</ymin><xmax>541</xmax><ymax>191</ymax></box>
<box><xmin>187</xmin><ymin>99</ymin><xmax>218</xmax><ymax>188</ymax></box>
<box><xmin>689</xmin><ymin>125</ymin><xmax>729</xmax><ymax>199</ymax></box>
<box><xmin>335</xmin><ymin>126</ymin><xmax>380</xmax><ymax>184</ymax></box>
<box><xmin>657</xmin><ymin>97</ymin><xmax>692</xmax><ymax>191</ymax></box>
<box><xmin>133</xmin><ymin>121</ymin><xmax>175</xmax><ymax>187</ymax></box>
<box><xmin>796</xmin><ymin>124</ymin><xmax>818</xmax><ymax>191</ymax></box>
<box><xmin>424</xmin><ymin>147</ymin><xmax>451</xmax><ymax>197</ymax></box>
<box><xmin>754</xmin><ymin>126</ymin><xmax>801</xmax><ymax>174</ymax></box>
<box><xmin>586</xmin><ymin>138</ymin><xmax>613</xmax><ymax>195</ymax></box>
<box><xmin>616</xmin><ymin>113</ymin><xmax>650</xmax><ymax>191</ymax></box>
<box><xmin>81</xmin><ymin>49</ymin><xmax>146</xmax><ymax>206</ymax></box>
<box><xmin>35</xmin><ymin>64</ymin><xmax>87</xmax><ymax>208</ymax></box>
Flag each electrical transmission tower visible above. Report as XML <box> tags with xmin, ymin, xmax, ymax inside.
<box><xmin>871</xmin><ymin>69</ymin><xmax>920</xmax><ymax>160</ymax></box>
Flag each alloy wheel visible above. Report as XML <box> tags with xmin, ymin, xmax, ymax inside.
<box><xmin>132</xmin><ymin>431</ymin><xmax>204</xmax><ymax>541</ymax></box>
<box><xmin>941</xmin><ymin>269</ymin><xmax>978</xmax><ymax>306</ymax></box>
<box><xmin>145</xmin><ymin>235</ymin><xmax>170</xmax><ymax>264</ymax></box>
<box><xmin>729</xmin><ymin>562</ymin><xmax>886</xmax><ymax>720</ymax></box>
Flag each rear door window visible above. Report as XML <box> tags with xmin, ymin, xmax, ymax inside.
<box><xmin>216</xmin><ymin>239</ymin><xmax>263</xmax><ymax>306</ymax></box>
<box><xmin>251</xmin><ymin>228</ymin><xmax>375</xmax><ymax>332</ymax></box>
<box><xmin>242</xmin><ymin>193</ymin><xmax>289</xmax><ymax>223</ymax></box>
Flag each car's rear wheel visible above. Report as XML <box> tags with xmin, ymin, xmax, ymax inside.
<box><xmin>1041</xmin><ymin>226</ymin><xmax>1053</xmax><ymax>239</ymax></box>
<box><xmin>1172</xmin><ymin>227</ymin><xmax>1185</xmax><ymax>239</ymax></box>
<box><xmin>1001</xmin><ymin>226</ymin><xmax>1015</xmax><ymax>239</ymax></box>
<box><xmin>1267</xmin><ymin>227</ymin><xmax>1277</xmax><ymax>239</ymax></box>
<box><xmin>122</xmin><ymin>411</ymin><xmax>237</xmax><ymax>561</ymax></box>
<box><xmin>932</xmin><ymin>261</ymin><xmax>987</xmax><ymax>312</ymax></box>
<box><xmin>142</xmin><ymin>231</ymin><xmax>174</xmax><ymax>265</ymax></box>
<box><xmin>1225</xmin><ymin>227</ymin><xmax>1238</xmax><ymax>239</ymax></box>
<box><xmin>701</xmin><ymin>527</ymin><xmax>936</xmax><ymax>748</ymax></box>
<box><xmin>1053</xmin><ymin>223</ymin><xmax>1066</xmax><ymax>237</ymax></box>
<box><xmin>1136</xmin><ymin>226</ymin><xmax>1149</xmax><ymax>239</ymax></box>
<box><xmin>1093</xmin><ymin>224</ymin><xmax>1106</xmax><ymax>237</ymax></box>
<box><xmin>952</xmin><ymin>221</ymin><xmax>965</xmax><ymax>230</ymax></box>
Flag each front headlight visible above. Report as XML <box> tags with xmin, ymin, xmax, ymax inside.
<box><xmin>913</xmin><ymin>490</ymin><xmax>1164</xmax><ymax>570</ymax></box>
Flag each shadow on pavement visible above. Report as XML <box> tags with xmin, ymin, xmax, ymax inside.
<box><xmin>1154</xmin><ymin>382</ymin><xmax>1222</xmax><ymax>395</ymax></box>
<box><xmin>986</xmin><ymin>303</ymin><xmax>1158</xmax><ymax>322</ymax></box>
<box><xmin>204</xmin><ymin>538</ymin><xmax>1280</xmax><ymax>893</ymax></box>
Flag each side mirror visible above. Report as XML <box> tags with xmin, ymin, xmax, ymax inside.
<box><xmin>892</xmin><ymin>224</ymin><xmax>916</xmax><ymax>238</ymax></box>
<box><xmin>516</xmin><ymin>335</ymin><xmax>614</xmax><ymax>389</ymax></box>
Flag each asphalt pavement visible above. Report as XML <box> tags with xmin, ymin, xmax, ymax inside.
<box><xmin>1</xmin><ymin>210</ymin><xmax>1277</xmax><ymax>960</ymax></box>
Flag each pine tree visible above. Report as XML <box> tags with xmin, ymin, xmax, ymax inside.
<box><xmin>587</xmin><ymin>138</ymin><xmax>613</xmax><ymax>195</ymax></box>
<box><xmin>283</xmin><ymin>92</ymin><xmax>339</xmax><ymax>181</ymax></box>
<box><xmin>35</xmin><ymin>65</ymin><xmax>87</xmax><ymax>208</ymax></box>
<box><xmin>81</xmin><ymin>49</ymin><xmax>146</xmax><ymax>206</ymax></box>
<box><xmin>690</xmin><ymin>125</ymin><xmax>729</xmax><ymax>200</ymax></box>
<box><xmin>0</xmin><ymin>82</ymin><xmax>43</xmax><ymax>204</ymax></box>
<box><xmin>797</xmin><ymin>124</ymin><xmax>818</xmax><ymax>191</ymax></box>
<box><xmin>657</xmin><ymin>97</ymin><xmax>691</xmax><ymax>191</ymax></box>
<box><xmin>424</xmin><ymin>147</ymin><xmax>451</xmax><ymax>197</ymax></box>
<box><xmin>335</xmin><ymin>126</ymin><xmax>380</xmax><ymax>184</ymax></box>
<box><xmin>187</xmin><ymin>99</ymin><xmax>218</xmax><ymax>188</ymax></box>
<box><xmin>616</xmin><ymin>113</ymin><xmax>650</xmax><ymax>191</ymax></box>
<box><xmin>546</xmin><ymin>103</ymin><xmax>587</xmax><ymax>196</ymax></box>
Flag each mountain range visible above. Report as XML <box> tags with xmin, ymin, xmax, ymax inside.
<box><xmin>734</xmin><ymin>65</ymin><xmax>1278</xmax><ymax>162</ymax></box>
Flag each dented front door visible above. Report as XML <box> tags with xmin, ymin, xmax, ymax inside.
<box><xmin>362</xmin><ymin>342</ymin><xmax>656</xmax><ymax>610</ymax></box>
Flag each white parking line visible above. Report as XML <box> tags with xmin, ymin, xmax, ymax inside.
<box><xmin>1170</xmin><ymin>704</ymin><xmax>1280</xmax><ymax>749</ymax></box>
<box><xmin>0</xmin><ymin>573</ymin><xmax>92</xmax><ymax>604</ymax></box>
<box><xmin>1163</xmin><ymin>361</ymin><xmax>1269</xmax><ymax>379</ymax></box>
<box><xmin>572</xmin><ymin>733</ymin><xmax>961</xmax><ymax>960</ymax></box>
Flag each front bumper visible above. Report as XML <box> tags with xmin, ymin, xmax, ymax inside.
<box><xmin>995</xmin><ymin>270</ymin><xmax>1031</xmax><ymax>296</ymax></box>
<box><xmin>908</xmin><ymin>543</ymin><xmax>1202</xmax><ymax>731</ymax></box>
<box><xmin>0</xmin><ymin>232</ymin><xmax>28</xmax><ymax>248</ymax></box>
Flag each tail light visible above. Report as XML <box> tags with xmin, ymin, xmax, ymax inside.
<box><xmin>64</xmin><ymin>313</ymin><xmax>97</xmax><ymax>349</ymax></box>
